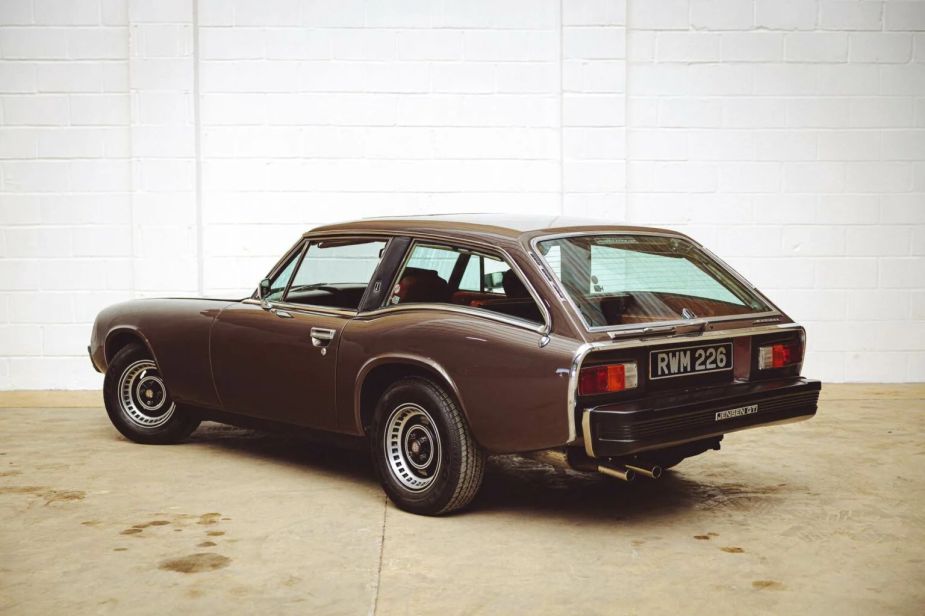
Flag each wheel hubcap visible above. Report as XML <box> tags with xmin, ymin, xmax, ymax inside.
<box><xmin>118</xmin><ymin>359</ymin><xmax>176</xmax><ymax>428</ymax></box>
<box><xmin>384</xmin><ymin>403</ymin><xmax>442</xmax><ymax>492</ymax></box>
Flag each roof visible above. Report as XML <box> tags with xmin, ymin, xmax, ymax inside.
<box><xmin>309</xmin><ymin>213</ymin><xmax>685</xmax><ymax>244</ymax></box>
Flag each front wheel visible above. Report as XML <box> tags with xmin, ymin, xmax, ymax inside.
<box><xmin>371</xmin><ymin>377</ymin><xmax>485</xmax><ymax>516</ymax></box>
<box><xmin>103</xmin><ymin>343</ymin><xmax>200</xmax><ymax>444</ymax></box>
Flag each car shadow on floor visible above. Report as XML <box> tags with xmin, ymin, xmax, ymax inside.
<box><xmin>180</xmin><ymin>422</ymin><xmax>795</xmax><ymax>523</ymax></box>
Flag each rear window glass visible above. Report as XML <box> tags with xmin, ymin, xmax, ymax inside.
<box><xmin>537</xmin><ymin>234</ymin><xmax>771</xmax><ymax>329</ymax></box>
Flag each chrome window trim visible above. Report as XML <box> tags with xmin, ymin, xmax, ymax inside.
<box><xmin>359</xmin><ymin>302</ymin><xmax>546</xmax><ymax>334</ymax></box>
<box><xmin>565</xmin><ymin>322</ymin><xmax>804</xmax><ymax>446</ymax></box>
<box><xmin>528</xmin><ymin>231</ymin><xmax>782</xmax><ymax>334</ymax></box>
<box><xmin>242</xmin><ymin>298</ymin><xmax>358</xmax><ymax>319</ymax></box>
<box><xmin>361</xmin><ymin>237</ymin><xmax>552</xmax><ymax>335</ymax></box>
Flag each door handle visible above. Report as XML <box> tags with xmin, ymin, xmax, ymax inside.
<box><xmin>272</xmin><ymin>309</ymin><xmax>293</xmax><ymax>319</ymax></box>
<box><xmin>310</xmin><ymin>327</ymin><xmax>336</xmax><ymax>347</ymax></box>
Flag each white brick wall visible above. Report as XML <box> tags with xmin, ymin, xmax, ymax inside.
<box><xmin>1</xmin><ymin>0</ymin><xmax>923</xmax><ymax>388</ymax></box>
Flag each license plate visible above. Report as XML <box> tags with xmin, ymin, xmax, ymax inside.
<box><xmin>715</xmin><ymin>404</ymin><xmax>758</xmax><ymax>422</ymax></box>
<box><xmin>649</xmin><ymin>342</ymin><xmax>733</xmax><ymax>380</ymax></box>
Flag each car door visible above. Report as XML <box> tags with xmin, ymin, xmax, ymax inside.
<box><xmin>210</xmin><ymin>235</ymin><xmax>391</xmax><ymax>430</ymax></box>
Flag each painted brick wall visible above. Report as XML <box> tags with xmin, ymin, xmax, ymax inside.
<box><xmin>625</xmin><ymin>0</ymin><xmax>925</xmax><ymax>382</ymax></box>
<box><xmin>0</xmin><ymin>0</ymin><xmax>922</xmax><ymax>388</ymax></box>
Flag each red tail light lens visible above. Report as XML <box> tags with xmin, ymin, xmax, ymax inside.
<box><xmin>578</xmin><ymin>362</ymin><xmax>638</xmax><ymax>395</ymax></box>
<box><xmin>758</xmin><ymin>342</ymin><xmax>800</xmax><ymax>370</ymax></box>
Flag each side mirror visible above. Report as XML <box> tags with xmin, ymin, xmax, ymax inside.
<box><xmin>258</xmin><ymin>278</ymin><xmax>272</xmax><ymax>309</ymax></box>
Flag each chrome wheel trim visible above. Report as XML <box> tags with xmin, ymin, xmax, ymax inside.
<box><xmin>118</xmin><ymin>359</ymin><xmax>175</xmax><ymax>429</ymax></box>
<box><xmin>383</xmin><ymin>403</ymin><xmax>442</xmax><ymax>492</ymax></box>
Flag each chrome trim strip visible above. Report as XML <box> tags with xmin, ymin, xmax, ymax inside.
<box><xmin>358</xmin><ymin>302</ymin><xmax>547</xmax><ymax>334</ymax></box>
<box><xmin>565</xmin><ymin>322</ymin><xmax>803</xmax><ymax>446</ymax></box>
<box><xmin>581</xmin><ymin>409</ymin><xmax>595</xmax><ymax>457</ymax></box>
<box><xmin>528</xmin><ymin>231</ymin><xmax>782</xmax><ymax>335</ymax></box>
<box><xmin>242</xmin><ymin>298</ymin><xmax>357</xmax><ymax>318</ymax></box>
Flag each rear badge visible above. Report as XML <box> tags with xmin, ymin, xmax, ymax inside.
<box><xmin>715</xmin><ymin>404</ymin><xmax>758</xmax><ymax>421</ymax></box>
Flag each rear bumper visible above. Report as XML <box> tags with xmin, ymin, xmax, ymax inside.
<box><xmin>581</xmin><ymin>377</ymin><xmax>821</xmax><ymax>457</ymax></box>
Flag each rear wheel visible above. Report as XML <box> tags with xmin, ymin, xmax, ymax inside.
<box><xmin>103</xmin><ymin>343</ymin><xmax>200</xmax><ymax>444</ymax></box>
<box><xmin>371</xmin><ymin>377</ymin><xmax>485</xmax><ymax>516</ymax></box>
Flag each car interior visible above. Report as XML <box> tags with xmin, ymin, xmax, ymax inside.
<box><xmin>390</xmin><ymin>250</ymin><xmax>544</xmax><ymax>325</ymax></box>
<box><xmin>268</xmin><ymin>239</ymin><xmax>544</xmax><ymax>325</ymax></box>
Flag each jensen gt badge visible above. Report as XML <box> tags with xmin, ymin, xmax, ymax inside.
<box><xmin>715</xmin><ymin>404</ymin><xmax>759</xmax><ymax>422</ymax></box>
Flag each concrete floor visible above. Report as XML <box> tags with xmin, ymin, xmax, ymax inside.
<box><xmin>0</xmin><ymin>385</ymin><xmax>922</xmax><ymax>615</ymax></box>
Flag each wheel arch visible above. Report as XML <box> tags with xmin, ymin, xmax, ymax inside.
<box><xmin>104</xmin><ymin>327</ymin><xmax>158</xmax><ymax>369</ymax></box>
<box><xmin>355</xmin><ymin>355</ymin><xmax>470</xmax><ymax>439</ymax></box>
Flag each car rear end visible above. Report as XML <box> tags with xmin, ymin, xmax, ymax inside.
<box><xmin>574</xmin><ymin>323</ymin><xmax>819</xmax><ymax>459</ymax></box>
<box><xmin>529</xmin><ymin>229</ymin><xmax>821</xmax><ymax>471</ymax></box>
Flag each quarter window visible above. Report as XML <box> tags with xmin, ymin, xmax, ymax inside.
<box><xmin>264</xmin><ymin>248</ymin><xmax>301</xmax><ymax>302</ymax></box>
<box><xmin>388</xmin><ymin>243</ymin><xmax>543</xmax><ymax>326</ymax></box>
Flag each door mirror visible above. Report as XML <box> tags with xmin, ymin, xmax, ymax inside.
<box><xmin>258</xmin><ymin>278</ymin><xmax>272</xmax><ymax>309</ymax></box>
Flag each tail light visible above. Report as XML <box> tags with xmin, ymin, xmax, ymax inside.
<box><xmin>579</xmin><ymin>362</ymin><xmax>638</xmax><ymax>395</ymax></box>
<box><xmin>758</xmin><ymin>340</ymin><xmax>802</xmax><ymax>370</ymax></box>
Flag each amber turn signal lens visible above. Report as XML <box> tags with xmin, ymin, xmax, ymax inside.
<box><xmin>578</xmin><ymin>362</ymin><xmax>638</xmax><ymax>395</ymax></box>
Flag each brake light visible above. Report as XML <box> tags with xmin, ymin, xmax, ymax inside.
<box><xmin>758</xmin><ymin>343</ymin><xmax>800</xmax><ymax>370</ymax></box>
<box><xmin>579</xmin><ymin>362</ymin><xmax>638</xmax><ymax>395</ymax></box>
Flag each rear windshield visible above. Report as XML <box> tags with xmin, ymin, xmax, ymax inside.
<box><xmin>536</xmin><ymin>234</ymin><xmax>771</xmax><ymax>329</ymax></box>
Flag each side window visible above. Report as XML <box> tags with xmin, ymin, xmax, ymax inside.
<box><xmin>265</xmin><ymin>246</ymin><xmax>302</xmax><ymax>302</ymax></box>
<box><xmin>389</xmin><ymin>243</ymin><xmax>544</xmax><ymax>325</ymax></box>
<box><xmin>458</xmin><ymin>253</ymin><xmax>509</xmax><ymax>293</ymax></box>
<box><xmin>284</xmin><ymin>238</ymin><xmax>387</xmax><ymax>310</ymax></box>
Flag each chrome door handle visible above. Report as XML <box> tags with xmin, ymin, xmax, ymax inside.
<box><xmin>272</xmin><ymin>309</ymin><xmax>293</xmax><ymax>319</ymax></box>
<box><xmin>310</xmin><ymin>327</ymin><xmax>336</xmax><ymax>347</ymax></box>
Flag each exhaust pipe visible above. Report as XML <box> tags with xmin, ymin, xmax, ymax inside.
<box><xmin>597</xmin><ymin>464</ymin><xmax>635</xmax><ymax>482</ymax></box>
<box><xmin>626</xmin><ymin>463</ymin><xmax>663</xmax><ymax>480</ymax></box>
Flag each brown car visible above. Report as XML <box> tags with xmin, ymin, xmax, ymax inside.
<box><xmin>89</xmin><ymin>214</ymin><xmax>820</xmax><ymax>515</ymax></box>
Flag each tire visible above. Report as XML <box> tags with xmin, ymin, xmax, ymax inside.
<box><xmin>103</xmin><ymin>343</ymin><xmax>200</xmax><ymax>445</ymax></box>
<box><xmin>371</xmin><ymin>377</ymin><xmax>485</xmax><ymax>516</ymax></box>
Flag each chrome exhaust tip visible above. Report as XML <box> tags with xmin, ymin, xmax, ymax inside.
<box><xmin>597</xmin><ymin>464</ymin><xmax>636</xmax><ymax>482</ymax></box>
<box><xmin>626</xmin><ymin>464</ymin><xmax>663</xmax><ymax>480</ymax></box>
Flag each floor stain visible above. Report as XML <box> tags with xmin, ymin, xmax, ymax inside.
<box><xmin>120</xmin><ymin>528</ymin><xmax>143</xmax><ymax>535</ymax></box>
<box><xmin>721</xmin><ymin>546</ymin><xmax>745</xmax><ymax>553</ymax></box>
<box><xmin>694</xmin><ymin>535</ymin><xmax>711</xmax><ymax>540</ymax></box>
<box><xmin>159</xmin><ymin>553</ymin><xmax>231</xmax><ymax>574</ymax></box>
<box><xmin>197</xmin><ymin>541</ymin><xmax>217</xmax><ymax>548</ymax></box>
<box><xmin>197</xmin><ymin>513</ymin><xmax>222</xmax><ymax>526</ymax></box>
<box><xmin>113</xmin><ymin>547</ymin><xmax>128</xmax><ymax>552</ymax></box>
<box><xmin>206</xmin><ymin>531</ymin><xmax>225</xmax><ymax>537</ymax></box>
<box><xmin>132</xmin><ymin>520</ymin><xmax>170</xmax><ymax>529</ymax></box>
<box><xmin>43</xmin><ymin>490</ymin><xmax>85</xmax><ymax>504</ymax></box>
<box><xmin>0</xmin><ymin>470</ymin><xmax>21</xmax><ymax>477</ymax></box>
<box><xmin>81</xmin><ymin>520</ymin><xmax>101</xmax><ymax>527</ymax></box>
<box><xmin>753</xmin><ymin>580</ymin><xmax>785</xmax><ymax>590</ymax></box>
<box><xmin>0</xmin><ymin>486</ymin><xmax>44</xmax><ymax>495</ymax></box>
<box><xmin>0</xmin><ymin>485</ymin><xmax>85</xmax><ymax>505</ymax></box>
